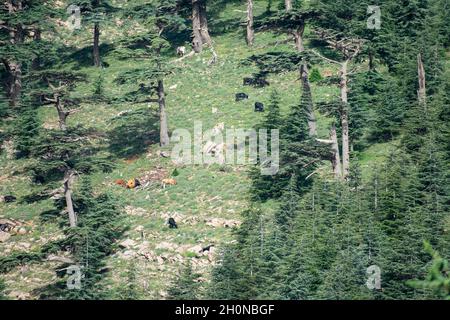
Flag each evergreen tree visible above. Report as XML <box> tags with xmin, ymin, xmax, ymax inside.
<box><xmin>167</xmin><ymin>261</ymin><xmax>202</xmax><ymax>300</ymax></box>
<box><xmin>0</xmin><ymin>278</ymin><xmax>7</xmax><ymax>300</ymax></box>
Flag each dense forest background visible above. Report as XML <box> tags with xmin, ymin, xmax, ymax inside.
<box><xmin>0</xmin><ymin>0</ymin><xmax>449</xmax><ymax>300</ymax></box>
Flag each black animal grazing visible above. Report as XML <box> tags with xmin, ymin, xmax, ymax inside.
<box><xmin>202</xmin><ymin>244</ymin><xmax>214</xmax><ymax>252</ymax></box>
<box><xmin>0</xmin><ymin>223</ymin><xmax>12</xmax><ymax>232</ymax></box>
<box><xmin>235</xmin><ymin>93</ymin><xmax>248</xmax><ymax>102</ymax></box>
<box><xmin>243</xmin><ymin>77</ymin><xmax>269</xmax><ymax>87</ymax></box>
<box><xmin>254</xmin><ymin>78</ymin><xmax>269</xmax><ymax>87</ymax></box>
<box><xmin>3</xmin><ymin>195</ymin><xmax>16</xmax><ymax>203</ymax></box>
<box><xmin>243</xmin><ymin>77</ymin><xmax>254</xmax><ymax>86</ymax></box>
<box><xmin>255</xmin><ymin>102</ymin><xmax>264</xmax><ymax>112</ymax></box>
<box><xmin>168</xmin><ymin>217</ymin><xmax>178</xmax><ymax>229</ymax></box>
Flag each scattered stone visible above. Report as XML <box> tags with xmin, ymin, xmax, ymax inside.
<box><xmin>119</xmin><ymin>239</ymin><xmax>137</xmax><ymax>249</ymax></box>
<box><xmin>47</xmin><ymin>255</ymin><xmax>74</xmax><ymax>264</ymax></box>
<box><xmin>0</xmin><ymin>231</ymin><xmax>11</xmax><ymax>242</ymax></box>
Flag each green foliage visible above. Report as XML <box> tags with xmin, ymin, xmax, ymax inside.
<box><xmin>0</xmin><ymin>278</ymin><xmax>7</xmax><ymax>300</ymax></box>
<box><xmin>309</xmin><ymin>68</ymin><xmax>322</xmax><ymax>83</ymax></box>
<box><xmin>13</xmin><ymin>104</ymin><xmax>41</xmax><ymax>158</ymax></box>
<box><xmin>167</xmin><ymin>261</ymin><xmax>202</xmax><ymax>300</ymax></box>
<box><xmin>408</xmin><ymin>242</ymin><xmax>450</xmax><ymax>299</ymax></box>
<box><xmin>38</xmin><ymin>179</ymin><xmax>127</xmax><ymax>299</ymax></box>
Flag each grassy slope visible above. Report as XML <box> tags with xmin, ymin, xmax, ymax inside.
<box><xmin>0</xmin><ymin>0</ymin><xmax>394</xmax><ymax>299</ymax></box>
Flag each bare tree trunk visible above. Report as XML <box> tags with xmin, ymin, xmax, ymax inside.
<box><xmin>293</xmin><ymin>24</ymin><xmax>305</xmax><ymax>52</ymax></box>
<box><xmin>417</xmin><ymin>53</ymin><xmax>426</xmax><ymax>106</ymax></box>
<box><xmin>55</xmin><ymin>96</ymin><xmax>68</xmax><ymax>131</ymax></box>
<box><xmin>192</xmin><ymin>0</ymin><xmax>203</xmax><ymax>53</ymax></box>
<box><xmin>157</xmin><ymin>80</ymin><xmax>170</xmax><ymax>147</ymax></box>
<box><xmin>246</xmin><ymin>0</ymin><xmax>254</xmax><ymax>46</ymax></box>
<box><xmin>64</xmin><ymin>170</ymin><xmax>77</xmax><ymax>227</ymax></box>
<box><xmin>295</xmin><ymin>24</ymin><xmax>317</xmax><ymax>136</ymax></box>
<box><xmin>285</xmin><ymin>0</ymin><xmax>293</xmax><ymax>11</ymax></box>
<box><xmin>93</xmin><ymin>22</ymin><xmax>101</xmax><ymax>67</ymax></box>
<box><xmin>330</xmin><ymin>124</ymin><xmax>342</xmax><ymax>179</ymax></box>
<box><xmin>340</xmin><ymin>60</ymin><xmax>350</xmax><ymax>178</ymax></box>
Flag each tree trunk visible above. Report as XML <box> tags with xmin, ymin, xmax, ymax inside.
<box><xmin>330</xmin><ymin>124</ymin><xmax>342</xmax><ymax>179</ymax></box>
<box><xmin>32</xmin><ymin>28</ymin><xmax>41</xmax><ymax>69</ymax></box>
<box><xmin>64</xmin><ymin>170</ymin><xmax>77</xmax><ymax>227</ymax></box>
<box><xmin>55</xmin><ymin>96</ymin><xmax>68</xmax><ymax>131</ymax></box>
<box><xmin>368</xmin><ymin>51</ymin><xmax>374</xmax><ymax>71</ymax></box>
<box><xmin>157</xmin><ymin>80</ymin><xmax>170</xmax><ymax>147</ymax></box>
<box><xmin>192</xmin><ymin>0</ymin><xmax>203</xmax><ymax>53</ymax></box>
<box><xmin>93</xmin><ymin>22</ymin><xmax>101</xmax><ymax>67</ymax></box>
<box><xmin>246</xmin><ymin>0</ymin><xmax>254</xmax><ymax>46</ymax></box>
<box><xmin>5</xmin><ymin>61</ymin><xmax>22</xmax><ymax>107</ymax></box>
<box><xmin>340</xmin><ymin>60</ymin><xmax>350</xmax><ymax>178</ymax></box>
<box><xmin>285</xmin><ymin>0</ymin><xmax>293</xmax><ymax>11</ymax></box>
<box><xmin>3</xmin><ymin>2</ymin><xmax>24</xmax><ymax>108</ymax></box>
<box><xmin>417</xmin><ymin>53</ymin><xmax>426</xmax><ymax>106</ymax></box>
<box><xmin>293</xmin><ymin>25</ymin><xmax>305</xmax><ymax>52</ymax></box>
<box><xmin>198</xmin><ymin>1</ymin><xmax>211</xmax><ymax>46</ymax></box>
<box><xmin>296</xmin><ymin>24</ymin><xmax>317</xmax><ymax>136</ymax></box>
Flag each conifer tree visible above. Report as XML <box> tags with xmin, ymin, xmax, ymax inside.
<box><xmin>167</xmin><ymin>261</ymin><xmax>202</xmax><ymax>299</ymax></box>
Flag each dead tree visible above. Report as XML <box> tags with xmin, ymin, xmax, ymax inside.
<box><xmin>417</xmin><ymin>53</ymin><xmax>426</xmax><ymax>106</ymax></box>
<box><xmin>246</xmin><ymin>0</ymin><xmax>254</xmax><ymax>46</ymax></box>
<box><xmin>311</xmin><ymin>29</ymin><xmax>364</xmax><ymax>179</ymax></box>
<box><xmin>285</xmin><ymin>0</ymin><xmax>293</xmax><ymax>11</ymax></box>
<box><xmin>157</xmin><ymin>79</ymin><xmax>170</xmax><ymax>147</ymax></box>
<box><xmin>64</xmin><ymin>169</ymin><xmax>77</xmax><ymax>227</ymax></box>
<box><xmin>42</xmin><ymin>74</ymin><xmax>83</xmax><ymax>131</ymax></box>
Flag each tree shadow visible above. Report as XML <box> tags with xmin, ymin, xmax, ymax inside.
<box><xmin>65</xmin><ymin>43</ymin><xmax>114</xmax><ymax>69</ymax></box>
<box><xmin>107</xmin><ymin>107</ymin><xmax>160</xmax><ymax>159</ymax></box>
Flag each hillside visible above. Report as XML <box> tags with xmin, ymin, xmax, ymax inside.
<box><xmin>0</xmin><ymin>0</ymin><xmax>448</xmax><ymax>300</ymax></box>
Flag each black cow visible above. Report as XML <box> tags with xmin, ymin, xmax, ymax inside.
<box><xmin>168</xmin><ymin>217</ymin><xmax>178</xmax><ymax>229</ymax></box>
<box><xmin>3</xmin><ymin>195</ymin><xmax>16</xmax><ymax>203</ymax></box>
<box><xmin>0</xmin><ymin>223</ymin><xmax>12</xmax><ymax>232</ymax></box>
<box><xmin>243</xmin><ymin>77</ymin><xmax>254</xmax><ymax>86</ymax></box>
<box><xmin>255</xmin><ymin>102</ymin><xmax>264</xmax><ymax>112</ymax></box>
<box><xmin>235</xmin><ymin>93</ymin><xmax>248</xmax><ymax>102</ymax></box>
<box><xmin>243</xmin><ymin>77</ymin><xmax>269</xmax><ymax>87</ymax></box>
<box><xmin>202</xmin><ymin>244</ymin><xmax>214</xmax><ymax>252</ymax></box>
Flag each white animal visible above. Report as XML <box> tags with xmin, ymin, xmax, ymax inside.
<box><xmin>176</xmin><ymin>46</ymin><xmax>186</xmax><ymax>57</ymax></box>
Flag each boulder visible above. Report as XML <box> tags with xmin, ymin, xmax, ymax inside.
<box><xmin>0</xmin><ymin>231</ymin><xmax>11</xmax><ymax>242</ymax></box>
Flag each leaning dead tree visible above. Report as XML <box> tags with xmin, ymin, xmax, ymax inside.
<box><xmin>310</xmin><ymin>29</ymin><xmax>364</xmax><ymax>179</ymax></box>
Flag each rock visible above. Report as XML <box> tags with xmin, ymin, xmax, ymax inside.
<box><xmin>159</xmin><ymin>151</ymin><xmax>170</xmax><ymax>158</ymax></box>
<box><xmin>9</xmin><ymin>291</ymin><xmax>31</xmax><ymax>300</ymax></box>
<box><xmin>187</xmin><ymin>245</ymin><xmax>203</xmax><ymax>256</ymax></box>
<box><xmin>119</xmin><ymin>239</ymin><xmax>137</xmax><ymax>249</ymax></box>
<box><xmin>47</xmin><ymin>254</ymin><xmax>74</xmax><ymax>264</ymax></box>
<box><xmin>18</xmin><ymin>227</ymin><xmax>27</xmax><ymax>235</ymax></box>
<box><xmin>135</xmin><ymin>225</ymin><xmax>144</xmax><ymax>232</ymax></box>
<box><xmin>0</xmin><ymin>231</ymin><xmax>11</xmax><ymax>242</ymax></box>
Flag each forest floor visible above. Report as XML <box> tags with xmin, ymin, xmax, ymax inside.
<box><xmin>0</xmin><ymin>1</ymin><xmax>394</xmax><ymax>299</ymax></box>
